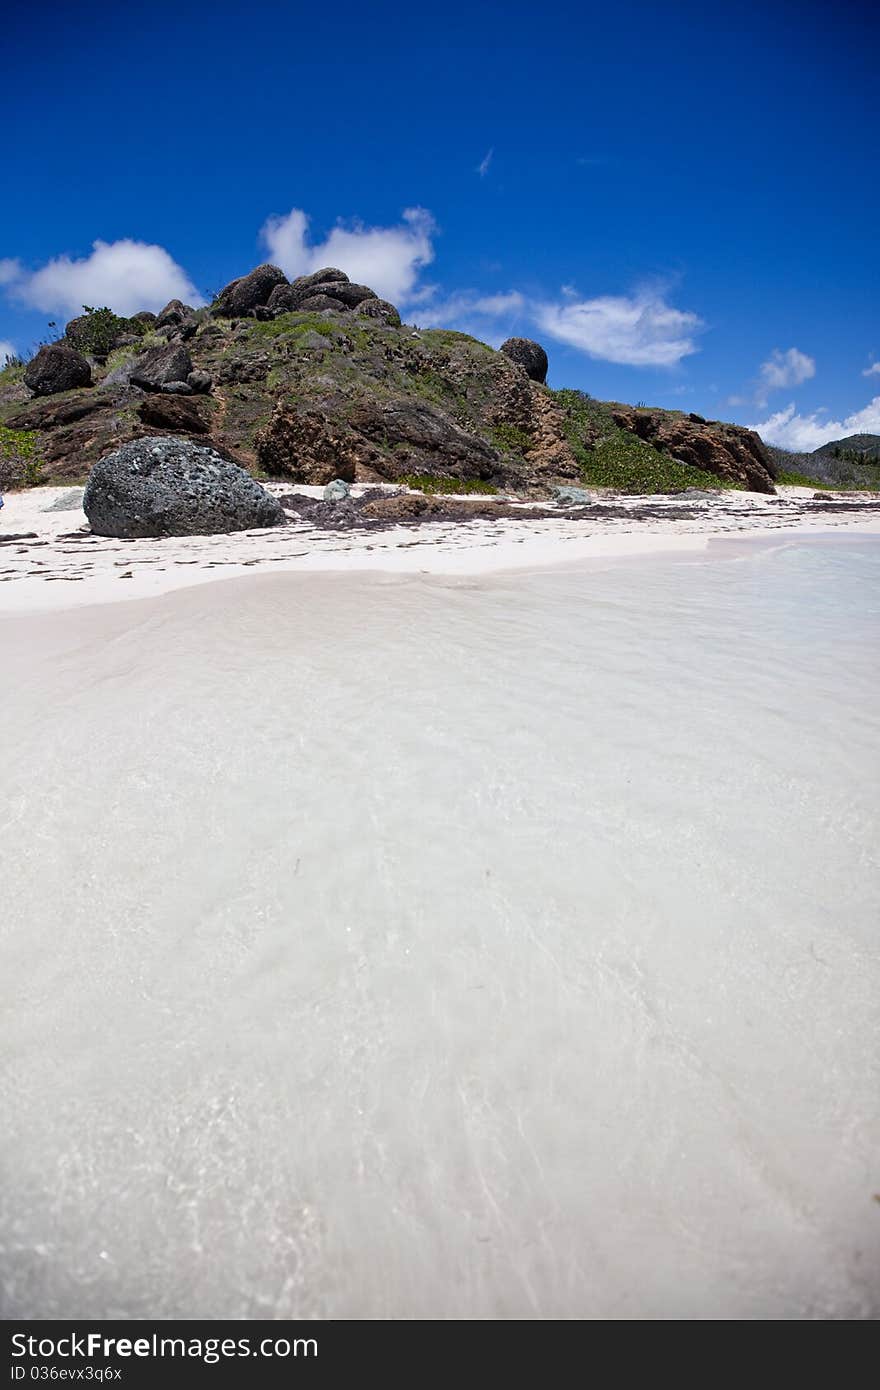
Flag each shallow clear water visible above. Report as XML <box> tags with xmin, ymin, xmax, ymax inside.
<box><xmin>2</xmin><ymin>535</ymin><xmax>879</xmax><ymax>1319</ymax></box>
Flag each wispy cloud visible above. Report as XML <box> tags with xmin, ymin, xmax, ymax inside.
<box><xmin>863</xmin><ymin>361</ymin><xmax>880</xmax><ymax>378</ymax></box>
<box><xmin>3</xmin><ymin>241</ymin><xmax>204</xmax><ymax>317</ymax></box>
<box><xmin>414</xmin><ymin>282</ymin><xmax>703</xmax><ymax>368</ymax></box>
<box><xmin>533</xmin><ymin>288</ymin><xmax>703</xmax><ymax>367</ymax></box>
<box><xmin>260</xmin><ymin>207</ymin><xmax>436</xmax><ymax>305</ymax></box>
<box><xmin>0</xmin><ymin>338</ymin><xmax>17</xmax><ymax>365</ymax></box>
<box><xmin>477</xmin><ymin>148</ymin><xmax>493</xmax><ymax>178</ymax></box>
<box><xmin>751</xmin><ymin>396</ymin><xmax>880</xmax><ymax>451</ymax></box>
<box><xmin>756</xmin><ymin>346</ymin><xmax>815</xmax><ymax>405</ymax></box>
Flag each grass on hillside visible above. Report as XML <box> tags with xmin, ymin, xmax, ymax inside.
<box><xmin>0</xmin><ymin>424</ymin><xmax>44</xmax><ymax>487</ymax></box>
<box><xmin>776</xmin><ymin>469</ymin><xmax>835</xmax><ymax>490</ymax></box>
<box><xmin>553</xmin><ymin>388</ymin><xmax>732</xmax><ymax>494</ymax></box>
<box><xmin>582</xmin><ymin>431</ymin><xmax>736</xmax><ymax>493</ymax></box>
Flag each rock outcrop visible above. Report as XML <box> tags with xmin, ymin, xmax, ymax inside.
<box><xmin>83</xmin><ymin>437</ymin><xmax>284</xmax><ymax>538</ymax></box>
<box><xmin>23</xmin><ymin>343</ymin><xmax>92</xmax><ymax>396</ymax></box>
<box><xmin>129</xmin><ymin>343</ymin><xmax>194</xmax><ymax>392</ymax></box>
<box><xmin>609</xmin><ymin>406</ymin><xmax>776</xmax><ymax>493</ymax></box>
<box><xmin>212</xmin><ymin>264</ymin><xmax>288</xmax><ymax>318</ymax></box>
<box><xmin>501</xmin><ymin>337</ymin><xmax>549</xmax><ymax>384</ymax></box>
<box><xmin>138</xmin><ymin>394</ymin><xmax>209</xmax><ymax>434</ymax></box>
<box><xmin>155</xmin><ymin>299</ymin><xmax>194</xmax><ymax>329</ymax></box>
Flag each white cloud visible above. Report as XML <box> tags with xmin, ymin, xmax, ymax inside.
<box><xmin>6</xmin><ymin>240</ymin><xmax>204</xmax><ymax>318</ymax></box>
<box><xmin>477</xmin><ymin>148</ymin><xmax>493</xmax><ymax>177</ymax></box>
<box><xmin>863</xmin><ymin>362</ymin><xmax>880</xmax><ymax>377</ymax></box>
<box><xmin>532</xmin><ymin>289</ymin><xmax>703</xmax><ymax>367</ymax></box>
<box><xmin>0</xmin><ymin>339</ymin><xmax>17</xmax><ymax>365</ymax></box>
<box><xmin>751</xmin><ymin>397</ymin><xmax>880</xmax><ymax>451</ymax></box>
<box><xmin>757</xmin><ymin>346</ymin><xmax>815</xmax><ymax>402</ymax></box>
<box><xmin>260</xmin><ymin>207</ymin><xmax>436</xmax><ymax>304</ymax></box>
<box><xmin>0</xmin><ymin>259</ymin><xmax>22</xmax><ymax>286</ymax></box>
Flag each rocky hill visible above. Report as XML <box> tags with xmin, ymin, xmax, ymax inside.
<box><xmin>0</xmin><ymin>262</ymin><xmax>778</xmax><ymax>496</ymax></box>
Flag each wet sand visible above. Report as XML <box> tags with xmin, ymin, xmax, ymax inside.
<box><xmin>2</xmin><ymin>536</ymin><xmax>878</xmax><ymax>1319</ymax></box>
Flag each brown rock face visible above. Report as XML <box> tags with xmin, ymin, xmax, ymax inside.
<box><xmin>610</xmin><ymin>407</ymin><xmax>776</xmax><ymax>492</ymax></box>
<box><xmin>138</xmin><ymin>394</ymin><xmax>209</xmax><ymax>434</ymax></box>
<box><xmin>255</xmin><ymin>403</ymin><xmax>369</xmax><ymax>485</ymax></box>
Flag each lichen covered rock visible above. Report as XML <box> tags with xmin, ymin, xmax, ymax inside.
<box><xmin>83</xmin><ymin>436</ymin><xmax>284</xmax><ymax>537</ymax></box>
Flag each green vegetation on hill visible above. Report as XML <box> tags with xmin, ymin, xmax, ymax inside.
<box><xmin>67</xmin><ymin>306</ymin><xmax>148</xmax><ymax>358</ymax></box>
<box><xmin>768</xmin><ymin>443</ymin><xmax>880</xmax><ymax>491</ymax></box>
<box><xmin>582</xmin><ymin>430</ymin><xmax>736</xmax><ymax>493</ymax></box>
<box><xmin>0</xmin><ymin>424</ymin><xmax>43</xmax><ymax>487</ymax></box>
<box><xmin>553</xmin><ymin>389</ymin><xmax>734</xmax><ymax>494</ymax></box>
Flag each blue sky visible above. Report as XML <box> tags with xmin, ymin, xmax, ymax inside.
<box><xmin>2</xmin><ymin>0</ymin><xmax>877</xmax><ymax>449</ymax></box>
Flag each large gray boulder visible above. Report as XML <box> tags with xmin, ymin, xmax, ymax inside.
<box><xmin>315</xmin><ymin>281</ymin><xmax>377</xmax><ymax>308</ymax></box>
<box><xmin>130</xmin><ymin>342</ymin><xmax>193</xmax><ymax>392</ymax></box>
<box><xmin>212</xmin><ymin>263</ymin><xmax>287</xmax><ymax>318</ymax></box>
<box><xmin>155</xmin><ymin>299</ymin><xmax>194</xmax><ymax>329</ymax></box>
<box><xmin>24</xmin><ymin>343</ymin><xmax>91</xmax><ymax>396</ymax></box>
<box><xmin>356</xmin><ymin>297</ymin><xmax>401</xmax><ymax>326</ymax></box>
<box><xmin>83</xmin><ymin>436</ymin><xmax>285</xmax><ymax>538</ymax></box>
<box><xmin>500</xmin><ymin>337</ymin><xmax>549</xmax><ymax>384</ymax></box>
<box><xmin>291</xmin><ymin>267</ymin><xmax>349</xmax><ymax>292</ymax></box>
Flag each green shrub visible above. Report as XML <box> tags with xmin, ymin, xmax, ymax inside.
<box><xmin>581</xmin><ymin>430</ymin><xmax>733</xmax><ymax>494</ymax></box>
<box><xmin>490</xmin><ymin>421</ymin><xmax>531</xmax><ymax>454</ymax></box>
<box><xmin>0</xmin><ymin>425</ymin><xmax>43</xmax><ymax>488</ymax></box>
<box><xmin>776</xmin><ymin>469</ymin><xmax>832</xmax><ymax>489</ymax></box>
<box><xmin>66</xmin><ymin>306</ymin><xmax>147</xmax><ymax>359</ymax></box>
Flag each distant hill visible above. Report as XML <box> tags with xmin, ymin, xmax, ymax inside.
<box><xmin>768</xmin><ymin>433</ymin><xmax>880</xmax><ymax>489</ymax></box>
<box><xmin>812</xmin><ymin>433</ymin><xmax>880</xmax><ymax>458</ymax></box>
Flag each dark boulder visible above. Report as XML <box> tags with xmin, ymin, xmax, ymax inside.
<box><xmin>316</xmin><ymin>281</ymin><xmax>377</xmax><ymax>308</ymax></box>
<box><xmin>130</xmin><ymin>343</ymin><xmax>194</xmax><ymax>392</ymax></box>
<box><xmin>160</xmin><ymin>381</ymin><xmax>194</xmax><ymax>395</ymax></box>
<box><xmin>138</xmin><ymin>395</ymin><xmax>209</xmax><ymax>433</ymax></box>
<box><xmin>155</xmin><ymin>299</ymin><xmax>194</xmax><ymax>329</ymax></box>
<box><xmin>130</xmin><ymin>311</ymin><xmax>157</xmax><ymax>329</ymax></box>
<box><xmin>266</xmin><ymin>272</ymin><xmax>357</xmax><ymax>315</ymax></box>
<box><xmin>291</xmin><ymin>267</ymin><xmax>349</xmax><ymax>292</ymax></box>
<box><xmin>356</xmin><ymin>297</ymin><xmax>401</xmax><ymax>327</ymax></box>
<box><xmin>212</xmin><ymin>264</ymin><xmax>287</xmax><ymax>318</ymax></box>
<box><xmin>265</xmin><ymin>282</ymin><xmax>302</xmax><ymax>315</ymax></box>
<box><xmin>83</xmin><ymin>436</ymin><xmax>285</xmax><ymax>538</ymax></box>
<box><xmin>24</xmin><ymin>343</ymin><xmax>92</xmax><ymax>396</ymax></box>
<box><xmin>500</xmin><ymin>338</ymin><xmax>549</xmax><ymax>384</ymax></box>
<box><xmin>187</xmin><ymin>370</ymin><xmax>213</xmax><ymax>394</ymax></box>
<box><xmin>297</xmin><ymin>294</ymin><xmax>347</xmax><ymax>313</ymax></box>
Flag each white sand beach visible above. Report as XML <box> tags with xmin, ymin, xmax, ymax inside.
<box><xmin>1</xmin><ymin>482</ymin><xmax>879</xmax><ymax>613</ymax></box>
<box><xmin>1</xmin><ymin>504</ymin><xmax>879</xmax><ymax>1320</ymax></box>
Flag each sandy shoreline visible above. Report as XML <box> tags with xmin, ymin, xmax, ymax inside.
<box><xmin>2</xmin><ymin>481</ymin><xmax>879</xmax><ymax>612</ymax></box>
